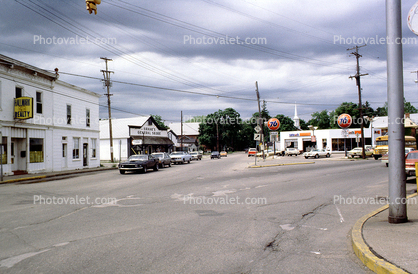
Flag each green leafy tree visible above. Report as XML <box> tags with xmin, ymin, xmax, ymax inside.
<box><xmin>151</xmin><ymin>114</ymin><xmax>168</xmax><ymax>129</ymax></box>
<box><xmin>307</xmin><ymin>110</ymin><xmax>331</xmax><ymax>129</ymax></box>
<box><xmin>198</xmin><ymin>108</ymin><xmax>243</xmax><ymax>151</ymax></box>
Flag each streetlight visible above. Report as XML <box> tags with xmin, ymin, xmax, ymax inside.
<box><xmin>308</xmin><ymin>125</ymin><xmax>318</xmax><ymax>149</ymax></box>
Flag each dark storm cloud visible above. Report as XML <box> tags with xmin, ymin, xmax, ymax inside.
<box><xmin>2</xmin><ymin>0</ymin><xmax>418</xmax><ymax>123</ymax></box>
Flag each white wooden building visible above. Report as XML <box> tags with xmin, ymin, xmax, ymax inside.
<box><xmin>100</xmin><ymin>116</ymin><xmax>173</xmax><ymax>161</ymax></box>
<box><xmin>0</xmin><ymin>54</ymin><xmax>101</xmax><ymax>175</ymax></box>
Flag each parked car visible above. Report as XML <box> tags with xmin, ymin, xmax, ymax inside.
<box><xmin>348</xmin><ymin>147</ymin><xmax>373</xmax><ymax>158</ymax></box>
<box><xmin>285</xmin><ymin>148</ymin><xmax>299</xmax><ymax>156</ymax></box>
<box><xmin>170</xmin><ymin>151</ymin><xmax>192</xmax><ymax>164</ymax></box>
<box><xmin>303</xmin><ymin>148</ymin><xmax>331</xmax><ymax>159</ymax></box>
<box><xmin>220</xmin><ymin>151</ymin><xmax>227</xmax><ymax>157</ymax></box>
<box><xmin>211</xmin><ymin>151</ymin><xmax>221</xmax><ymax>159</ymax></box>
<box><xmin>405</xmin><ymin>150</ymin><xmax>418</xmax><ymax>175</ymax></box>
<box><xmin>189</xmin><ymin>151</ymin><xmax>202</xmax><ymax>160</ymax></box>
<box><xmin>151</xmin><ymin>152</ymin><xmax>172</xmax><ymax>168</ymax></box>
<box><xmin>381</xmin><ymin>148</ymin><xmax>415</xmax><ymax>167</ymax></box>
<box><xmin>248</xmin><ymin>148</ymin><xmax>257</xmax><ymax>157</ymax></box>
<box><xmin>118</xmin><ymin>154</ymin><xmax>159</xmax><ymax>174</ymax></box>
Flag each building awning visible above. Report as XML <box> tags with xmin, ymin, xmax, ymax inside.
<box><xmin>132</xmin><ymin>136</ymin><xmax>174</xmax><ymax>146</ymax></box>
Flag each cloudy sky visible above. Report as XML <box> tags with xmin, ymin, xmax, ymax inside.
<box><xmin>2</xmin><ymin>0</ymin><xmax>418</xmax><ymax>124</ymax></box>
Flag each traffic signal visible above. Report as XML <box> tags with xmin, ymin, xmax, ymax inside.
<box><xmin>86</xmin><ymin>0</ymin><xmax>101</xmax><ymax>15</ymax></box>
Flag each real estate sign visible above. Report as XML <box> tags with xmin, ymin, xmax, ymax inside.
<box><xmin>14</xmin><ymin>97</ymin><xmax>33</xmax><ymax>120</ymax></box>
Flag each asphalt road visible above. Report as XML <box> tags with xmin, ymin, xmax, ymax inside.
<box><xmin>0</xmin><ymin>153</ymin><xmax>413</xmax><ymax>273</ymax></box>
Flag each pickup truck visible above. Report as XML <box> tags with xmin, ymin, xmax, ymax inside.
<box><xmin>303</xmin><ymin>149</ymin><xmax>331</xmax><ymax>159</ymax></box>
<box><xmin>170</xmin><ymin>151</ymin><xmax>192</xmax><ymax>164</ymax></box>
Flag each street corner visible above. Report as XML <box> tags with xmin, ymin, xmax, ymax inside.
<box><xmin>351</xmin><ymin>195</ymin><xmax>418</xmax><ymax>274</ymax></box>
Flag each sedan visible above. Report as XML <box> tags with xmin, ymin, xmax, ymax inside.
<box><xmin>348</xmin><ymin>147</ymin><xmax>373</xmax><ymax>158</ymax></box>
<box><xmin>220</xmin><ymin>151</ymin><xmax>228</xmax><ymax>157</ymax></box>
<box><xmin>151</xmin><ymin>152</ymin><xmax>172</xmax><ymax>168</ymax></box>
<box><xmin>118</xmin><ymin>154</ymin><xmax>159</xmax><ymax>174</ymax></box>
<box><xmin>189</xmin><ymin>151</ymin><xmax>202</xmax><ymax>160</ymax></box>
<box><xmin>405</xmin><ymin>150</ymin><xmax>418</xmax><ymax>175</ymax></box>
<box><xmin>303</xmin><ymin>149</ymin><xmax>331</xmax><ymax>159</ymax></box>
<box><xmin>211</xmin><ymin>151</ymin><xmax>221</xmax><ymax>159</ymax></box>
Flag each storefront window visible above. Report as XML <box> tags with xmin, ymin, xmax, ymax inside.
<box><xmin>91</xmin><ymin>138</ymin><xmax>96</xmax><ymax>158</ymax></box>
<box><xmin>30</xmin><ymin>138</ymin><xmax>43</xmax><ymax>163</ymax></box>
<box><xmin>73</xmin><ymin>138</ymin><xmax>79</xmax><ymax>159</ymax></box>
<box><xmin>1</xmin><ymin>137</ymin><xmax>6</xmax><ymax>164</ymax></box>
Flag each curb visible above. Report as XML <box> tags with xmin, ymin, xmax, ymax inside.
<box><xmin>351</xmin><ymin>193</ymin><xmax>417</xmax><ymax>274</ymax></box>
<box><xmin>249</xmin><ymin>162</ymin><xmax>315</xmax><ymax>168</ymax></box>
<box><xmin>0</xmin><ymin>167</ymin><xmax>117</xmax><ymax>184</ymax></box>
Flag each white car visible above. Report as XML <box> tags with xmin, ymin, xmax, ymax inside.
<box><xmin>303</xmin><ymin>149</ymin><xmax>331</xmax><ymax>159</ymax></box>
<box><xmin>285</xmin><ymin>148</ymin><xmax>299</xmax><ymax>156</ymax></box>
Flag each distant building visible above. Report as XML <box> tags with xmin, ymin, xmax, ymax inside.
<box><xmin>0</xmin><ymin>54</ymin><xmax>101</xmax><ymax>175</ymax></box>
<box><xmin>168</xmin><ymin>122</ymin><xmax>200</xmax><ymax>151</ymax></box>
<box><xmin>100</xmin><ymin>116</ymin><xmax>173</xmax><ymax>161</ymax></box>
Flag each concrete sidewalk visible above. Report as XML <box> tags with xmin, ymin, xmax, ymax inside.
<box><xmin>0</xmin><ymin>164</ymin><xmax>117</xmax><ymax>184</ymax></box>
<box><xmin>352</xmin><ymin>191</ymin><xmax>418</xmax><ymax>274</ymax></box>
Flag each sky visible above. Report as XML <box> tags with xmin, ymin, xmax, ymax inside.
<box><xmin>2</xmin><ymin>0</ymin><xmax>418</xmax><ymax>124</ymax></box>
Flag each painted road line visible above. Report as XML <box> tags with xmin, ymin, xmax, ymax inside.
<box><xmin>249</xmin><ymin>162</ymin><xmax>315</xmax><ymax>168</ymax></box>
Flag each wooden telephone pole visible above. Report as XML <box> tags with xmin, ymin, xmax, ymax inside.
<box><xmin>348</xmin><ymin>45</ymin><xmax>368</xmax><ymax>159</ymax></box>
<box><xmin>101</xmin><ymin>57</ymin><xmax>114</xmax><ymax>162</ymax></box>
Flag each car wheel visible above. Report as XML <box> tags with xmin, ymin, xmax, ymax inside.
<box><xmin>315</xmin><ymin>154</ymin><xmax>319</xmax><ymax>159</ymax></box>
<box><xmin>385</xmin><ymin>163</ymin><xmax>388</xmax><ymax>167</ymax></box>
<box><xmin>326</xmin><ymin>154</ymin><xmax>330</xmax><ymax>158</ymax></box>
<box><xmin>168</xmin><ymin>162</ymin><xmax>171</xmax><ymax>167</ymax></box>
<box><xmin>143</xmin><ymin>166</ymin><xmax>147</xmax><ymax>173</ymax></box>
<box><xmin>119</xmin><ymin>170</ymin><xmax>125</xmax><ymax>174</ymax></box>
<box><xmin>153</xmin><ymin>164</ymin><xmax>159</xmax><ymax>171</ymax></box>
<box><xmin>188</xmin><ymin>159</ymin><xmax>191</xmax><ymax>164</ymax></box>
<box><xmin>305</xmin><ymin>156</ymin><xmax>308</xmax><ymax>159</ymax></box>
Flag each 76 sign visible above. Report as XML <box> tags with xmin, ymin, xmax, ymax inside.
<box><xmin>267</xmin><ymin>118</ymin><xmax>280</xmax><ymax>130</ymax></box>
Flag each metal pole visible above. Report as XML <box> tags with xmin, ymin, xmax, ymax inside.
<box><xmin>255</xmin><ymin>82</ymin><xmax>264</xmax><ymax>159</ymax></box>
<box><xmin>387</xmin><ymin>0</ymin><xmax>407</xmax><ymax>223</ymax></box>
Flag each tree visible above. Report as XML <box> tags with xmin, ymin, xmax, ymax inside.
<box><xmin>299</xmin><ymin>119</ymin><xmax>309</xmax><ymax>130</ymax></box>
<box><xmin>151</xmin><ymin>114</ymin><xmax>168</xmax><ymax>129</ymax></box>
<box><xmin>198</xmin><ymin>108</ymin><xmax>243</xmax><ymax>151</ymax></box>
<box><xmin>274</xmin><ymin>114</ymin><xmax>296</xmax><ymax>132</ymax></box>
<box><xmin>404</xmin><ymin>100</ymin><xmax>418</xmax><ymax>114</ymax></box>
<box><xmin>307</xmin><ymin>110</ymin><xmax>330</xmax><ymax>129</ymax></box>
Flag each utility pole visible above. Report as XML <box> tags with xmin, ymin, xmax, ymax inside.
<box><xmin>348</xmin><ymin>45</ymin><xmax>368</xmax><ymax>159</ymax></box>
<box><xmin>101</xmin><ymin>57</ymin><xmax>114</xmax><ymax>162</ymax></box>
<box><xmin>387</xmin><ymin>0</ymin><xmax>407</xmax><ymax>224</ymax></box>
<box><xmin>255</xmin><ymin>81</ymin><xmax>264</xmax><ymax>159</ymax></box>
<box><xmin>180</xmin><ymin>111</ymin><xmax>183</xmax><ymax>152</ymax></box>
<box><xmin>216</xmin><ymin>122</ymin><xmax>219</xmax><ymax>152</ymax></box>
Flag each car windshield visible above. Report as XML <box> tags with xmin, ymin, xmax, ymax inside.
<box><xmin>129</xmin><ymin>155</ymin><xmax>148</xmax><ymax>161</ymax></box>
<box><xmin>406</xmin><ymin>153</ymin><xmax>418</xmax><ymax>160</ymax></box>
<box><xmin>152</xmin><ymin>153</ymin><xmax>164</xmax><ymax>158</ymax></box>
<box><xmin>212</xmin><ymin>151</ymin><xmax>219</xmax><ymax>154</ymax></box>
<box><xmin>171</xmin><ymin>152</ymin><xmax>184</xmax><ymax>155</ymax></box>
<box><xmin>190</xmin><ymin>152</ymin><xmax>197</xmax><ymax>155</ymax></box>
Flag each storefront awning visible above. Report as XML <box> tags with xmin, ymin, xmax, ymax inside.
<box><xmin>132</xmin><ymin>136</ymin><xmax>174</xmax><ymax>146</ymax></box>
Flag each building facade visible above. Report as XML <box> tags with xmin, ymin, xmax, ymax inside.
<box><xmin>279</xmin><ymin>127</ymin><xmax>380</xmax><ymax>152</ymax></box>
<box><xmin>0</xmin><ymin>54</ymin><xmax>101</xmax><ymax>175</ymax></box>
<box><xmin>100</xmin><ymin>116</ymin><xmax>173</xmax><ymax>161</ymax></box>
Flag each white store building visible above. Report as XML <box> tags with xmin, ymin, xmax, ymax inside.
<box><xmin>0</xmin><ymin>54</ymin><xmax>101</xmax><ymax>175</ymax></box>
<box><xmin>279</xmin><ymin>127</ymin><xmax>382</xmax><ymax>152</ymax></box>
